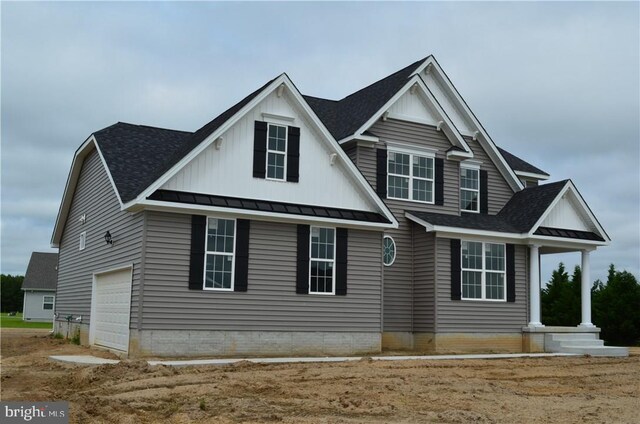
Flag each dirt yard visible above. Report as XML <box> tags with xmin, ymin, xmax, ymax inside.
<box><xmin>1</xmin><ymin>329</ymin><xmax>639</xmax><ymax>423</ymax></box>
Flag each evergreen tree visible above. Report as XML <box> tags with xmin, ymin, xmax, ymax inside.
<box><xmin>542</xmin><ymin>263</ymin><xmax>580</xmax><ymax>326</ymax></box>
<box><xmin>592</xmin><ymin>265</ymin><xmax>640</xmax><ymax>346</ymax></box>
<box><xmin>1</xmin><ymin>274</ymin><xmax>24</xmax><ymax>312</ymax></box>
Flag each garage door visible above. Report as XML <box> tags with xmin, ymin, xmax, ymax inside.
<box><xmin>92</xmin><ymin>268</ymin><xmax>132</xmax><ymax>352</ymax></box>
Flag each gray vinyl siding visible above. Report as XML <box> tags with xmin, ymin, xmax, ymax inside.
<box><xmin>55</xmin><ymin>149</ymin><xmax>143</xmax><ymax>327</ymax></box>
<box><xmin>141</xmin><ymin>212</ymin><xmax>382</xmax><ymax>332</ymax></box>
<box><xmin>463</xmin><ymin>137</ymin><xmax>515</xmax><ymax>214</ymax></box>
<box><xmin>412</xmin><ymin>228</ymin><xmax>435</xmax><ymax>332</ymax></box>
<box><xmin>435</xmin><ymin>237</ymin><xmax>528</xmax><ymax>332</ymax></box>
<box><xmin>357</xmin><ymin>119</ymin><xmax>460</xmax><ymax>331</ymax></box>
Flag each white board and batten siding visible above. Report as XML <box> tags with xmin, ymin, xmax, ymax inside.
<box><xmin>541</xmin><ymin>193</ymin><xmax>593</xmax><ymax>231</ymax></box>
<box><xmin>161</xmin><ymin>89</ymin><xmax>379</xmax><ymax>213</ymax></box>
<box><xmin>387</xmin><ymin>90</ymin><xmax>441</xmax><ymax>127</ymax></box>
<box><xmin>140</xmin><ymin>211</ymin><xmax>383</xmax><ymax>332</ymax></box>
<box><xmin>422</xmin><ymin>71</ymin><xmax>476</xmax><ymax>136</ymax></box>
<box><xmin>56</xmin><ymin>150</ymin><xmax>143</xmax><ymax>329</ymax></box>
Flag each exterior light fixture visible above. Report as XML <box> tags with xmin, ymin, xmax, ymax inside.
<box><xmin>104</xmin><ymin>231</ymin><xmax>113</xmax><ymax>245</ymax></box>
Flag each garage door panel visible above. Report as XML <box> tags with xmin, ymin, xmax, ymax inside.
<box><xmin>93</xmin><ymin>268</ymin><xmax>131</xmax><ymax>352</ymax></box>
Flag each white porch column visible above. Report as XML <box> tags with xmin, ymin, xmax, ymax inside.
<box><xmin>580</xmin><ymin>249</ymin><xmax>595</xmax><ymax>327</ymax></box>
<box><xmin>528</xmin><ymin>244</ymin><xmax>543</xmax><ymax>327</ymax></box>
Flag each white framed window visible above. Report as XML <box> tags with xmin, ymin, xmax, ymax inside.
<box><xmin>43</xmin><ymin>295</ymin><xmax>55</xmax><ymax>310</ymax></box>
<box><xmin>266</xmin><ymin>123</ymin><xmax>287</xmax><ymax>180</ymax></box>
<box><xmin>203</xmin><ymin>217</ymin><xmax>236</xmax><ymax>290</ymax></box>
<box><xmin>383</xmin><ymin>236</ymin><xmax>396</xmax><ymax>266</ymax></box>
<box><xmin>461</xmin><ymin>241</ymin><xmax>505</xmax><ymax>301</ymax></box>
<box><xmin>460</xmin><ymin>166</ymin><xmax>479</xmax><ymax>213</ymax></box>
<box><xmin>388</xmin><ymin>151</ymin><xmax>434</xmax><ymax>203</ymax></box>
<box><xmin>79</xmin><ymin>231</ymin><xmax>86</xmax><ymax>251</ymax></box>
<box><xmin>309</xmin><ymin>227</ymin><xmax>336</xmax><ymax>295</ymax></box>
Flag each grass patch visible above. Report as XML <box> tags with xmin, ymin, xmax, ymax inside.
<box><xmin>1</xmin><ymin>313</ymin><xmax>52</xmax><ymax>329</ymax></box>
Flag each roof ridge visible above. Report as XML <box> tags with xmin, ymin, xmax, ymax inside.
<box><xmin>338</xmin><ymin>57</ymin><xmax>427</xmax><ymax>102</ymax></box>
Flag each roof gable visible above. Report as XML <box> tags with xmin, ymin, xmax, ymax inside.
<box><xmin>22</xmin><ymin>252</ymin><xmax>58</xmax><ymax>290</ymax></box>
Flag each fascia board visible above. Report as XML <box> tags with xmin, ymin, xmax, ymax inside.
<box><xmin>515</xmin><ymin>170</ymin><xmax>550</xmax><ymax>180</ymax></box>
<box><xmin>140</xmin><ymin>199</ymin><xmax>396</xmax><ymax>230</ymax></box>
<box><xmin>121</xmin><ymin>75</ymin><xmax>288</xmax><ymax>210</ymax></box>
<box><xmin>424</xmin><ymin>57</ymin><xmax>524</xmax><ymax>192</ymax></box>
<box><xmin>51</xmin><ymin>136</ymin><xmax>98</xmax><ymax>247</ymax></box>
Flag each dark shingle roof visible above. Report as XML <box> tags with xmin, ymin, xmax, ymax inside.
<box><xmin>497</xmin><ymin>180</ymin><xmax>568</xmax><ymax>232</ymax></box>
<box><xmin>304</xmin><ymin>58</ymin><xmax>426</xmax><ymax>140</ymax></box>
<box><xmin>497</xmin><ymin>147</ymin><xmax>548</xmax><ymax>177</ymax></box>
<box><xmin>94</xmin><ymin>123</ymin><xmax>193</xmax><ymax>203</ymax></box>
<box><xmin>407</xmin><ymin>210</ymin><xmax>521</xmax><ymax>233</ymax></box>
<box><xmin>408</xmin><ymin>180</ymin><xmax>569</xmax><ymax>234</ymax></box>
<box><xmin>149</xmin><ymin>190</ymin><xmax>391</xmax><ymax>224</ymax></box>
<box><xmin>22</xmin><ymin>252</ymin><xmax>58</xmax><ymax>291</ymax></box>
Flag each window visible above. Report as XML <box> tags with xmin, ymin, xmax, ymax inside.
<box><xmin>309</xmin><ymin>227</ymin><xmax>335</xmax><ymax>294</ymax></box>
<box><xmin>388</xmin><ymin>151</ymin><xmax>434</xmax><ymax>203</ymax></box>
<box><xmin>79</xmin><ymin>231</ymin><xmax>86</xmax><ymax>251</ymax></box>
<box><xmin>43</xmin><ymin>296</ymin><xmax>54</xmax><ymax>310</ymax></box>
<box><xmin>266</xmin><ymin>123</ymin><xmax>287</xmax><ymax>180</ymax></box>
<box><xmin>461</xmin><ymin>241</ymin><xmax>505</xmax><ymax>301</ymax></box>
<box><xmin>460</xmin><ymin>166</ymin><xmax>479</xmax><ymax>212</ymax></box>
<box><xmin>383</xmin><ymin>236</ymin><xmax>396</xmax><ymax>266</ymax></box>
<box><xmin>204</xmin><ymin>218</ymin><xmax>235</xmax><ymax>290</ymax></box>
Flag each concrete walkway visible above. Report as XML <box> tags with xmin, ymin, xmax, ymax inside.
<box><xmin>50</xmin><ymin>352</ymin><xmax>579</xmax><ymax>367</ymax></box>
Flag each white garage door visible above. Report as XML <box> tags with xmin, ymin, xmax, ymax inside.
<box><xmin>91</xmin><ymin>268</ymin><xmax>132</xmax><ymax>352</ymax></box>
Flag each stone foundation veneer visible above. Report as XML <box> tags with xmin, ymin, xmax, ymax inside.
<box><xmin>129</xmin><ymin>330</ymin><xmax>381</xmax><ymax>358</ymax></box>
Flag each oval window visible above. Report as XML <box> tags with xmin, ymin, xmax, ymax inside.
<box><xmin>383</xmin><ymin>236</ymin><xmax>396</xmax><ymax>266</ymax></box>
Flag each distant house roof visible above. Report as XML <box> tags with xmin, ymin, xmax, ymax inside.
<box><xmin>22</xmin><ymin>252</ymin><xmax>58</xmax><ymax>291</ymax></box>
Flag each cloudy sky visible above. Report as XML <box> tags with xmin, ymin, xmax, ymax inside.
<box><xmin>2</xmin><ymin>2</ymin><xmax>638</xmax><ymax>284</ymax></box>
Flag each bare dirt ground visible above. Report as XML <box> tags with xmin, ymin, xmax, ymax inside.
<box><xmin>1</xmin><ymin>329</ymin><xmax>639</xmax><ymax>424</ymax></box>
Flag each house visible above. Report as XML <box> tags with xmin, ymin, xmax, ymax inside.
<box><xmin>22</xmin><ymin>252</ymin><xmax>58</xmax><ymax>322</ymax></box>
<box><xmin>51</xmin><ymin>55</ymin><xmax>615</xmax><ymax>357</ymax></box>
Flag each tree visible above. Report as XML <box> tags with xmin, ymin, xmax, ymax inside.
<box><xmin>592</xmin><ymin>265</ymin><xmax>640</xmax><ymax>346</ymax></box>
<box><xmin>542</xmin><ymin>263</ymin><xmax>580</xmax><ymax>326</ymax></box>
<box><xmin>1</xmin><ymin>274</ymin><xmax>24</xmax><ymax>313</ymax></box>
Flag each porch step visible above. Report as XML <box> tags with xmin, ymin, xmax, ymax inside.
<box><xmin>544</xmin><ymin>333</ymin><xmax>628</xmax><ymax>357</ymax></box>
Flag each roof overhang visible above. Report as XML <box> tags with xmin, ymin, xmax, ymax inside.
<box><xmin>515</xmin><ymin>170</ymin><xmax>550</xmax><ymax>181</ymax></box>
<box><xmin>50</xmin><ymin>135</ymin><xmax>123</xmax><ymax>247</ymax></box>
<box><xmin>139</xmin><ymin>199</ymin><xmax>395</xmax><ymax>230</ymax></box>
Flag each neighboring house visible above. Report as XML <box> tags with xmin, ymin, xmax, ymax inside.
<box><xmin>51</xmin><ymin>56</ymin><xmax>612</xmax><ymax>357</ymax></box>
<box><xmin>22</xmin><ymin>252</ymin><xmax>58</xmax><ymax>322</ymax></box>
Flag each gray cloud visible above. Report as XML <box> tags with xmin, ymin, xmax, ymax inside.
<box><xmin>2</xmin><ymin>2</ymin><xmax>638</xmax><ymax>284</ymax></box>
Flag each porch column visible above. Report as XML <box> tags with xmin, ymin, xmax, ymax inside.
<box><xmin>580</xmin><ymin>249</ymin><xmax>595</xmax><ymax>327</ymax></box>
<box><xmin>528</xmin><ymin>244</ymin><xmax>543</xmax><ymax>327</ymax></box>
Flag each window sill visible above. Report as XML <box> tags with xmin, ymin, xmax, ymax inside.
<box><xmin>459</xmin><ymin>298</ymin><xmax>507</xmax><ymax>303</ymax></box>
<box><xmin>203</xmin><ymin>287</ymin><xmax>234</xmax><ymax>292</ymax></box>
<box><xmin>387</xmin><ymin>196</ymin><xmax>435</xmax><ymax>205</ymax></box>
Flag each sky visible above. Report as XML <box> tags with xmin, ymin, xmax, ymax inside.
<box><xmin>1</xmin><ymin>1</ymin><xmax>639</xmax><ymax>285</ymax></box>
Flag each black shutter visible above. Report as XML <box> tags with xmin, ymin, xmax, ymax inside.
<box><xmin>287</xmin><ymin>126</ymin><xmax>300</xmax><ymax>182</ymax></box>
<box><xmin>435</xmin><ymin>158</ymin><xmax>444</xmax><ymax>205</ymax></box>
<box><xmin>234</xmin><ymin>219</ymin><xmax>250</xmax><ymax>292</ymax></box>
<box><xmin>506</xmin><ymin>244</ymin><xmax>516</xmax><ymax>302</ymax></box>
<box><xmin>188</xmin><ymin>215</ymin><xmax>207</xmax><ymax>290</ymax></box>
<box><xmin>253</xmin><ymin>121</ymin><xmax>267</xmax><ymax>178</ymax></box>
<box><xmin>335</xmin><ymin>228</ymin><xmax>348</xmax><ymax>296</ymax></box>
<box><xmin>376</xmin><ymin>148</ymin><xmax>387</xmax><ymax>198</ymax></box>
<box><xmin>450</xmin><ymin>239</ymin><xmax>461</xmax><ymax>300</ymax></box>
<box><xmin>296</xmin><ymin>224</ymin><xmax>310</xmax><ymax>294</ymax></box>
<box><xmin>480</xmin><ymin>170</ymin><xmax>489</xmax><ymax>214</ymax></box>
